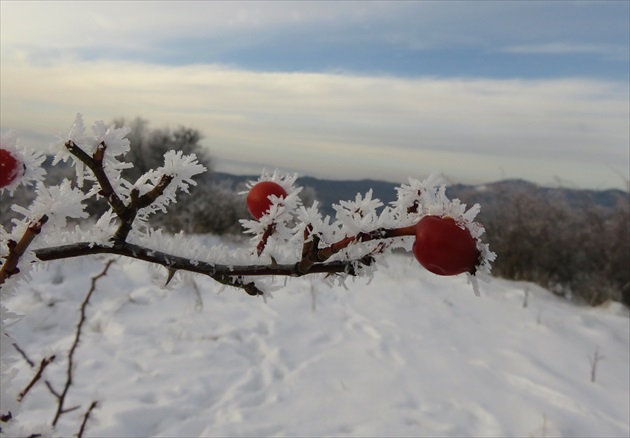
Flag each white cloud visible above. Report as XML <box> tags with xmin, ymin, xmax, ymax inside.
<box><xmin>1</xmin><ymin>55</ymin><xmax>627</xmax><ymax>189</ymax></box>
<box><xmin>0</xmin><ymin>2</ymin><xmax>396</xmax><ymax>54</ymax></box>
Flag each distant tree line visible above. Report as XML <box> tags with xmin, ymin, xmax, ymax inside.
<box><xmin>457</xmin><ymin>185</ymin><xmax>629</xmax><ymax>307</ymax></box>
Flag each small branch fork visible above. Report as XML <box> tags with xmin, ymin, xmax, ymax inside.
<box><xmin>52</xmin><ymin>259</ymin><xmax>114</xmax><ymax>430</ymax></box>
<box><xmin>1</xmin><ymin>140</ymin><xmax>418</xmax><ymax>296</ymax></box>
<box><xmin>65</xmin><ymin>140</ymin><xmax>173</xmax><ymax>243</ymax></box>
<box><xmin>17</xmin><ymin>355</ymin><xmax>56</xmax><ymax>402</ymax></box>
<box><xmin>7</xmin><ymin>261</ymin><xmax>113</xmax><ymax>436</ymax></box>
<box><xmin>7</xmin><ymin>341</ymin><xmax>57</xmax><ymax>404</ymax></box>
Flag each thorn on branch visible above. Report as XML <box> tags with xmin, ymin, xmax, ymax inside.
<box><xmin>164</xmin><ymin>268</ymin><xmax>178</xmax><ymax>286</ymax></box>
<box><xmin>213</xmin><ymin>274</ymin><xmax>264</xmax><ymax>296</ymax></box>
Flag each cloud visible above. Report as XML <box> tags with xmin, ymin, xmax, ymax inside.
<box><xmin>0</xmin><ymin>2</ymin><xmax>397</xmax><ymax>55</ymax></box>
<box><xmin>3</xmin><ymin>2</ymin><xmax>628</xmax><ymax>66</ymax></box>
<box><xmin>1</xmin><ymin>55</ymin><xmax>628</xmax><ymax>189</ymax></box>
<box><xmin>500</xmin><ymin>43</ymin><xmax>629</xmax><ymax>60</ymax></box>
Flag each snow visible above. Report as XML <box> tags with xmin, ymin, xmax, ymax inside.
<box><xmin>2</xmin><ymin>243</ymin><xmax>628</xmax><ymax>437</ymax></box>
<box><xmin>0</xmin><ymin>116</ymin><xmax>626</xmax><ymax>436</ymax></box>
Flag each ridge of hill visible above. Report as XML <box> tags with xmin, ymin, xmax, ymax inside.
<box><xmin>213</xmin><ymin>172</ymin><xmax>628</xmax><ymax>217</ymax></box>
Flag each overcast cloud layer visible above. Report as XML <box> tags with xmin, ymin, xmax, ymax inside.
<box><xmin>1</xmin><ymin>1</ymin><xmax>628</xmax><ymax>189</ymax></box>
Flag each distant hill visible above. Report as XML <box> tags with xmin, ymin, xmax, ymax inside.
<box><xmin>213</xmin><ymin>172</ymin><xmax>628</xmax><ymax>217</ymax></box>
<box><xmin>4</xmin><ymin>157</ymin><xmax>624</xmax><ymax>227</ymax></box>
<box><xmin>30</xmin><ymin>157</ymin><xmax>630</xmax><ymax>215</ymax></box>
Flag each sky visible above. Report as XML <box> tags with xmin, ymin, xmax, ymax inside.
<box><xmin>1</xmin><ymin>1</ymin><xmax>629</xmax><ymax>190</ymax></box>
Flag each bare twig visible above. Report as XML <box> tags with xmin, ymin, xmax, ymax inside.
<box><xmin>45</xmin><ymin>381</ymin><xmax>61</xmax><ymax>399</ymax></box>
<box><xmin>52</xmin><ymin>259</ymin><xmax>115</xmax><ymax>427</ymax></box>
<box><xmin>11</xmin><ymin>339</ymin><xmax>61</xmax><ymax>401</ymax></box>
<box><xmin>523</xmin><ymin>287</ymin><xmax>530</xmax><ymax>308</ymax></box>
<box><xmin>77</xmin><ymin>401</ymin><xmax>98</xmax><ymax>438</ymax></box>
<box><xmin>0</xmin><ymin>215</ymin><xmax>49</xmax><ymax>286</ymax></box>
<box><xmin>11</xmin><ymin>342</ymin><xmax>36</xmax><ymax>368</ymax></box>
<box><xmin>18</xmin><ymin>355</ymin><xmax>56</xmax><ymax>402</ymax></box>
<box><xmin>588</xmin><ymin>346</ymin><xmax>605</xmax><ymax>383</ymax></box>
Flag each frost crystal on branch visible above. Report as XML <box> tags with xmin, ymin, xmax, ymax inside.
<box><xmin>52</xmin><ymin>113</ymin><xmax>133</xmax><ymax>191</ymax></box>
<box><xmin>333</xmin><ymin>189</ymin><xmax>384</xmax><ymax>235</ymax></box>
<box><xmin>11</xmin><ymin>180</ymin><xmax>88</xmax><ymax>230</ymax></box>
<box><xmin>133</xmin><ymin>150</ymin><xmax>207</xmax><ymax>220</ymax></box>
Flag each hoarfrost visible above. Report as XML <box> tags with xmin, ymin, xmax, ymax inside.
<box><xmin>0</xmin><ymin>131</ymin><xmax>47</xmax><ymax>195</ymax></box>
<box><xmin>11</xmin><ymin>180</ymin><xmax>88</xmax><ymax>230</ymax></box>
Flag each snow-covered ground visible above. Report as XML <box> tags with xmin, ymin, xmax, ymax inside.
<box><xmin>2</xmin><ymin>239</ymin><xmax>629</xmax><ymax>437</ymax></box>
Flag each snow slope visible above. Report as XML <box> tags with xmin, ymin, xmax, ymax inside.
<box><xmin>3</xmin><ymin>241</ymin><xmax>629</xmax><ymax>437</ymax></box>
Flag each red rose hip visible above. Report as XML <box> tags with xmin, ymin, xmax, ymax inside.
<box><xmin>0</xmin><ymin>148</ymin><xmax>23</xmax><ymax>189</ymax></box>
<box><xmin>413</xmin><ymin>215</ymin><xmax>479</xmax><ymax>276</ymax></box>
<box><xmin>247</xmin><ymin>181</ymin><xmax>288</xmax><ymax>219</ymax></box>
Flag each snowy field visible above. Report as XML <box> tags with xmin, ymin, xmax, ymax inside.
<box><xmin>2</xmin><ymin>237</ymin><xmax>629</xmax><ymax>438</ymax></box>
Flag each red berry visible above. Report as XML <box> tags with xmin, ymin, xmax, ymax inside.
<box><xmin>247</xmin><ymin>181</ymin><xmax>288</xmax><ymax>219</ymax></box>
<box><xmin>0</xmin><ymin>148</ymin><xmax>23</xmax><ymax>189</ymax></box>
<box><xmin>413</xmin><ymin>215</ymin><xmax>479</xmax><ymax>276</ymax></box>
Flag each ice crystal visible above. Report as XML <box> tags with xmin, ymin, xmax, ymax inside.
<box><xmin>133</xmin><ymin>150</ymin><xmax>207</xmax><ymax>220</ymax></box>
<box><xmin>11</xmin><ymin>180</ymin><xmax>88</xmax><ymax>229</ymax></box>
<box><xmin>0</xmin><ymin>131</ymin><xmax>47</xmax><ymax>195</ymax></box>
<box><xmin>333</xmin><ymin>189</ymin><xmax>383</xmax><ymax>235</ymax></box>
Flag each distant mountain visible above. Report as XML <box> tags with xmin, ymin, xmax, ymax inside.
<box><xmin>33</xmin><ymin>157</ymin><xmax>628</xmax><ymax>216</ymax></box>
<box><xmin>13</xmin><ymin>158</ymin><xmax>625</xmax><ymax>220</ymax></box>
<box><xmin>214</xmin><ymin>172</ymin><xmax>628</xmax><ymax>218</ymax></box>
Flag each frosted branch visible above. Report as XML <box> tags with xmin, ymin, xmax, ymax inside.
<box><xmin>0</xmin><ymin>215</ymin><xmax>48</xmax><ymax>286</ymax></box>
